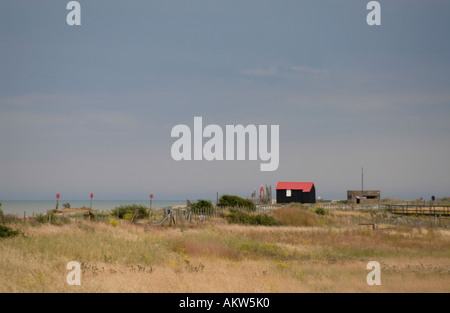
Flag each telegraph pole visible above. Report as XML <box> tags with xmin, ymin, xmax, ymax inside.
<box><xmin>362</xmin><ymin>167</ymin><xmax>364</xmax><ymax>193</ymax></box>
<box><xmin>361</xmin><ymin>167</ymin><xmax>364</xmax><ymax>205</ymax></box>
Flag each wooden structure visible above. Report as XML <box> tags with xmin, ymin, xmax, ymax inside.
<box><xmin>386</xmin><ymin>204</ymin><xmax>450</xmax><ymax>217</ymax></box>
<box><xmin>276</xmin><ymin>182</ymin><xmax>316</xmax><ymax>204</ymax></box>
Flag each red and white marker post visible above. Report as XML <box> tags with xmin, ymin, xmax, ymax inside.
<box><xmin>56</xmin><ymin>193</ymin><xmax>60</xmax><ymax>210</ymax></box>
<box><xmin>90</xmin><ymin>193</ymin><xmax>94</xmax><ymax>211</ymax></box>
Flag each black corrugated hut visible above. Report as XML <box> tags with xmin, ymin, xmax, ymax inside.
<box><xmin>276</xmin><ymin>182</ymin><xmax>316</xmax><ymax>204</ymax></box>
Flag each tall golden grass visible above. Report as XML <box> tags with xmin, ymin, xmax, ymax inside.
<box><xmin>0</xmin><ymin>210</ymin><xmax>449</xmax><ymax>293</ymax></box>
<box><xmin>272</xmin><ymin>206</ymin><xmax>323</xmax><ymax>226</ymax></box>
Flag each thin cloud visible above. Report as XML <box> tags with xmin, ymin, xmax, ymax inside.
<box><xmin>241</xmin><ymin>65</ymin><xmax>329</xmax><ymax>78</ymax></box>
<box><xmin>241</xmin><ymin>66</ymin><xmax>278</xmax><ymax>77</ymax></box>
<box><xmin>290</xmin><ymin>66</ymin><xmax>330</xmax><ymax>77</ymax></box>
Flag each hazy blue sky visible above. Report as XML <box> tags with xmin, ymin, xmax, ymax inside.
<box><xmin>1</xmin><ymin>0</ymin><xmax>449</xmax><ymax>200</ymax></box>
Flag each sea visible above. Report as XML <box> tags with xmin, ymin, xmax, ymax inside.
<box><xmin>0</xmin><ymin>200</ymin><xmax>186</xmax><ymax>216</ymax></box>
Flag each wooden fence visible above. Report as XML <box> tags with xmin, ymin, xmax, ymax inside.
<box><xmin>155</xmin><ymin>206</ymin><xmax>227</xmax><ymax>226</ymax></box>
<box><xmin>155</xmin><ymin>205</ymin><xmax>282</xmax><ymax>226</ymax></box>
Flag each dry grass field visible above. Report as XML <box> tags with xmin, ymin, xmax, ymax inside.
<box><xmin>0</xmin><ymin>207</ymin><xmax>449</xmax><ymax>293</ymax></box>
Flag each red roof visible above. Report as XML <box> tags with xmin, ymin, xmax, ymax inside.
<box><xmin>276</xmin><ymin>182</ymin><xmax>315</xmax><ymax>192</ymax></box>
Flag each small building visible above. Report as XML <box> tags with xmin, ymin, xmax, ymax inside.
<box><xmin>347</xmin><ymin>190</ymin><xmax>380</xmax><ymax>204</ymax></box>
<box><xmin>276</xmin><ymin>182</ymin><xmax>316</xmax><ymax>204</ymax></box>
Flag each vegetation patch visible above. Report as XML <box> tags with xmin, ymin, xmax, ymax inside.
<box><xmin>190</xmin><ymin>200</ymin><xmax>214</xmax><ymax>215</ymax></box>
<box><xmin>0</xmin><ymin>209</ymin><xmax>449</xmax><ymax>292</ymax></box>
<box><xmin>225</xmin><ymin>209</ymin><xmax>282</xmax><ymax>226</ymax></box>
<box><xmin>32</xmin><ymin>213</ymin><xmax>70</xmax><ymax>226</ymax></box>
<box><xmin>239</xmin><ymin>241</ymin><xmax>288</xmax><ymax>260</ymax></box>
<box><xmin>217</xmin><ymin>195</ymin><xmax>256</xmax><ymax>211</ymax></box>
<box><xmin>170</xmin><ymin>237</ymin><xmax>240</xmax><ymax>260</ymax></box>
<box><xmin>273</xmin><ymin>206</ymin><xmax>323</xmax><ymax>227</ymax></box>
<box><xmin>0</xmin><ymin>225</ymin><xmax>21</xmax><ymax>238</ymax></box>
<box><xmin>314</xmin><ymin>207</ymin><xmax>327</xmax><ymax>216</ymax></box>
<box><xmin>112</xmin><ymin>204</ymin><xmax>148</xmax><ymax>220</ymax></box>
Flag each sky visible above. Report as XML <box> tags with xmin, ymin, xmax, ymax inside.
<box><xmin>1</xmin><ymin>0</ymin><xmax>450</xmax><ymax>201</ymax></box>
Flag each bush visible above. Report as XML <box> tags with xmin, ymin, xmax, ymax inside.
<box><xmin>112</xmin><ymin>204</ymin><xmax>148</xmax><ymax>220</ymax></box>
<box><xmin>217</xmin><ymin>195</ymin><xmax>256</xmax><ymax>211</ymax></box>
<box><xmin>314</xmin><ymin>207</ymin><xmax>326</xmax><ymax>216</ymax></box>
<box><xmin>32</xmin><ymin>213</ymin><xmax>70</xmax><ymax>226</ymax></box>
<box><xmin>109</xmin><ymin>218</ymin><xmax>119</xmax><ymax>227</ymax></box>
<box><xmin>34</xmin><ymin>214</ymin><xmax>48</xmax><ymax>224</ymax></box>
<box><xmin>190</xmin><ymin>200</ymin><xmax>214</xmax><ymax>215</ymax></box>
<box><xmin>225</xmin><ymin>209</ymin><xmax>282</xmax><ymax>226</ymax></box>
<box><xmin>0</xmin><ymin>225</ymin><xmax>20</xmax><ymax>238</ymax></box>
<box><xmin>123</xmin><ymin>212</ymin><xmax>135</xmax><ymax>221</ymax></box>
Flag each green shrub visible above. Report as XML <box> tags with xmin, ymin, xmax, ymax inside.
<box><xmin>250</xmin><ymin>214</ymin><xmax>282</xmax><ymax>226</ymax></box>
<box><xmin>53</xmin><ymin>215</ymin><xmax>70</xmax><ymax>226</ymax></box>
<box><xmin>34</xmin><ymin>214</ymin><xmax>48</xmax><ymax>224</ymax></box>
<box><xmin>32</xmin><ymin>213</ymin><xmax>70</xmax><ymax>226</ymax></box>
<box><xmin>190</xmin><ymin>200</ymin><xmax>214</xmax><ymax>214</ymax></box>
<box><xmin>123</xmin><ymin>212</ymin><xmax>135</xmax><ymax>221</ymax></box>
<box><xmin>112</xmin><ymin>204</ymin><xmax>148</xmax><ymax>220</ymax></box>
<box><xmin>315</xmin><ymin>207</ymin><xmax>326</xmax><ymax>216</ymax></box>
<box><xmin>225</xmin><ymin>209</ymin><xmax>281</xmax><ymax>226</ymax></box>
<box><xmin>0</xmin><ymin>225</ymin><xmax>20</xmax><ymax>238</ymax></box>
<box><xmin>217</xmin><ymin>195</ymin><xmax>256</xmax><ymax>211</ymax></box>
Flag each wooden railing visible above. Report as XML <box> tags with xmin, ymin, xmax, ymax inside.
<box><xmin>386</xmin><ymin>204</ymin><xmax>450</xmax><ymax>216</ymax></box>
